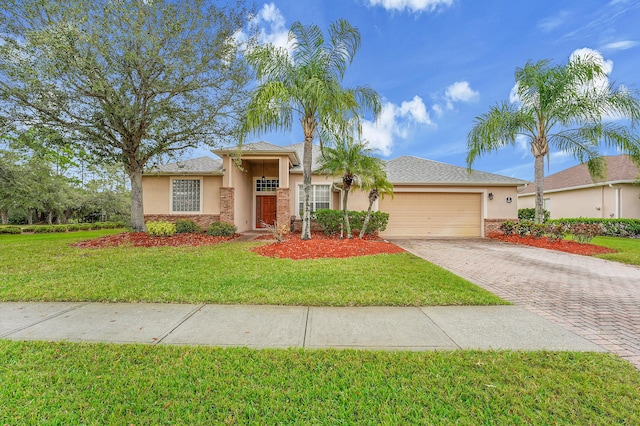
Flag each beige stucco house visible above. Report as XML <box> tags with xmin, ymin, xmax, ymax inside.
<box><xmin>518</xmin><ymin>155</ymin><xmax>640</xmax><ymax>219</ymax></box>
<box><xmin>142</xmin><ymin>141</ymin><xmax>528</xmax><ymax>238</ymax></box>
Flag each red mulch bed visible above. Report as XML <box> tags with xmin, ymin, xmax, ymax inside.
<box><xmin>70</xmin><ymin>232</ymin><xmax>237</xmax><ymax>248</ymax></box>
<box><xmin>252</xmin><ymin>232</ymin><xmax>405</xmax><ymax>260</ymax></box>
<box><xmin>489</xmin><ymin>234</ymin><xmax>617</xmax><ymax>256</ymax></box>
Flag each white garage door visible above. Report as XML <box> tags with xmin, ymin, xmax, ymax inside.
<box><xmin>380</xmin><ymin>192</ymin><xmax>482</xmax><ymax>237</ymax></box>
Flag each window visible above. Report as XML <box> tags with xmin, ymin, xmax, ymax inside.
<box><xmin>172</xmin><ymin>179</ymin><xmax>201</xmax><ymax>212</ymax></box>
<box><xmin>255</xmin><ymin>178</ymin><xmax>279</xmax><ymax>192</ymax></box>
<box><xmin>298</xmin><ymin>184</ymin><xmax>330</xmax><ymax>216</ymax></box>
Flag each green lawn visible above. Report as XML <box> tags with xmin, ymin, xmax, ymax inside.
<box><xmin>2</xmin><ymin>341</ymin><xmax>639</xmax><ymax>424</ymax></box>
<box><xmin>592</xmin><ymin>236</ymin><xmax>640</xmax><ymax>266</ymax></box>
<box><xmin>0</xmin><ymin>231</ymin><xmax>504</xmax><ymax>306</ymax></box>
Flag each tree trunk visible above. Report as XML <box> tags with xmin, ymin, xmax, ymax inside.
<box><xmin>300</xmin><ymin>116</ymin><xmax>317</xmax><ymax>240</ymax></box>
<box><xmin>359</xmin><ymin>195</ymin><xmax>376</xmax><ymax>239</ymax></box>
<box><xmin>47</xmin><ymin>211</ymin><xmax>53</xmax><ymax>225</ymax></box>
<box><xmin>129</xmin><ymin>166</ymin><xmax>147</xmax><ymax>232</ymax></box>
<box><xmin>342</xmin><ymin>187</ymin><xmax>351</xmax><ymax>239</ymax></box>
<box><xmin>0</xmin><ymin>209</ymin><xmax>8</xmax><ymax>225</ymax></box>
<box><xmin>534</xmin><ymin>154</ymin><xmax>545</xmax><ymax>223</ymax></box>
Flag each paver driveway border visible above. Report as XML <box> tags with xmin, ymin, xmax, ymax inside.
<box><xmin>393</xmin><ymin>238</ymin><xmax>640</xmax><ymax>368</ymax></box>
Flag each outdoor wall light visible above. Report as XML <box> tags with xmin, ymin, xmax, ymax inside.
<box><xmin>488</xmin><ymin>192</ymin><xmax>494</xmax><ymax>200</ymax></box>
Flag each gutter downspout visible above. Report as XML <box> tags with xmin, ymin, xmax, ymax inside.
<box><xmin>609</xmin><ymin>184</ymin><xmax>621</xmax><ymax>218</ymax></box>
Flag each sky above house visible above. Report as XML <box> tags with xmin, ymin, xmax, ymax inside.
<box><xmin>189</xmin><ymin>0</ymin><xmax>640</xmax><ymax>181</ymax></box>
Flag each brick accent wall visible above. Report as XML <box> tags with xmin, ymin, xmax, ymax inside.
<box><xmin>220</xmin><ymin>187</ymin><xmax>235</xmax><ymax>224</ymax></box>
<box><xmin>144</xmin><ymin>214</ymin><xmax>220</xmax><ymax>230</ymax></box>
<box><xmin>276</xmin><ymin>188</ymin><xmax>290</xmax><ymax>228</ymax></box>
<box><xmin>485</xmin><ymin>218</ymin><xmax>516</xmax><ymax>236</ymax></box>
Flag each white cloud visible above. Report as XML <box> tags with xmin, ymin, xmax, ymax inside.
<box><xmin>602</xmin><ymin>40</ymin><xmax>638</xmax><ymax>51</ymax></box>
<box><xmin>537</xmin><ymin>11</ymin><xmax>570</xmax><ymax>32</ymax></box>
<box><xmin>367</xmin><ymin>0</ymin><xmax>454</xmax><ymax>13</ymax></box>
<box><xmin>433</xmin><ymin>81</ymin><xmax>479</xmax><ymax>115</ymax></box>
<box><xmin>444</xmin><ymin>81</ymin><xmax>479</xmax><ymax>107</ymax></box>
<box><xmin>362</xmin><ymin>96</ymin><xmax>433</xmax><ymax>156</ymax></box>
<box><xmin>252</xmin><ymin>3</ymin><xmax>290</xmax><ymax>49</ymax></box>
<box><xmin>234</xmin><ymin>3</ymin><xmax>290</xmax><ymax>51</ymax></box>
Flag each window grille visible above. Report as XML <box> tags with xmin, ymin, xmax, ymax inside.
<box><xmin>172</xmin><ymin>179</ymin><xmax>200</xmax><ymax>212</ymax></box>
<box><xmin>298</xmin><ymin>184</ymin><xmax>331</xmax><ymax>215</ymax></box>
<box><xmin>256</xmin><ymin>179</ymin><xmax>279</xmax><ymax>192</ymax></box>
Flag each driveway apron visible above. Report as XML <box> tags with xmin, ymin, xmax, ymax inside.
<box><xmin>394</xmin><ymin>238</ymin><xmax>640</xmax><ymax>368</ymax></box>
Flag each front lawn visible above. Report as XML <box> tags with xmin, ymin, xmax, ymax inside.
<box><xmin>2</xmin><ymin>341</ymin><xmax>638</xmax><ymax>424</ymax></box>
<box><xmin>592</xmin><ymin>236</ymin><xmax>640</xmax><ymax>266</ymax></box>
<box><xmin>0</xmin><ymin>231</ymin><xmax>504</xmax><ymax>306</ymax></box>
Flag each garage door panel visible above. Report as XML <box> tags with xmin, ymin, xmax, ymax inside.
<box><xmin>380</xmin><ymin>193</ymin><xmax>481</xmax><ymax>237</ymax></box>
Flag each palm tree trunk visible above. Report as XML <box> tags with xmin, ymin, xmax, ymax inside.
<box><xmin>359</xmin><ymin>197</ymin><xmax>375</xmax><ymax>239</ymax></box>
<box><xmin>534</xmin><ymin>154</ymin><xmax>545</xmax><ymax>223</ymax></box>
<box><xmin>342</xmin><ymin>188</ymin><xmax>351</xmax><ymax>238</ymax></box>
<box><xmin>301</xmin><ymin>138</ymin><xmax>313</xmax><ymax>240</ymax></box>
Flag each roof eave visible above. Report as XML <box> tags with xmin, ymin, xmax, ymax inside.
<box><xmin>518</xmin><ymin>179</ymin><xmax>637</xmax><ymax>196</ymax></box>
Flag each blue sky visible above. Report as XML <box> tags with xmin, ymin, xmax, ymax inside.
<box><xmin>191</xmin><ymin>0</ymin><xmax>640</xmax><ymax>181</ymax></box>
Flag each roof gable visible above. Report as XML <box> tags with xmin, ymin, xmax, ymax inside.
<box><xmin>520</xmin><ymin>155</ymin><xmax>640</xmax><ymax>195</ymax></box>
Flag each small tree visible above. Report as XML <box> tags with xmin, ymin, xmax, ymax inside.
<box><xmin>318</xmin><ymin>137</ymin><xmax>384</xmax><ymax>238</ymax></box>
<box><xmin>359</xmin><ymin>170</ymin><xmax>394</xmax><ymax>238</ymax></box>
<box><xmin>0</xmin><ymin>0</ymin><xmax>254</xmax><ymax>231</ymax></box>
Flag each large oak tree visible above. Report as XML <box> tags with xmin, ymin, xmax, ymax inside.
<box><xmin>0</xmin><ymin>0</ymin><xmax>254</xmax><ymax>231</ymax></box>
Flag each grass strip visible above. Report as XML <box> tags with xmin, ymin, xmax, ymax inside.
<box><xmin>592</xmin><ymin>236</ymin><xmax>640</xmax><ymax>266</ymax></box>
<box><xmin>1</xmin><ymin>341</ymin><xmax>639</xmax><ymax>424</ymax></box>
<box><xmin>0</xmin><ymin>232</ymin><xmax>504</xmax><ymax>306</ymax></box>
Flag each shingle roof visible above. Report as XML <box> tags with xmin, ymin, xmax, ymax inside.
<box><xmin>146</xmin><ymin>157</ymin><xmax>223</xmax><ymax>174</ymax></box>
<box><xmin>519</xmin><ymin>155</ymin><xmax>640</xmax><ymax>195</ymax></box>
<box><xmin>285</xmin><ymin>142</ymin><xmax>323</xmax><ymax>172</ymax></box>
<box><xmin>385</xmin><ymin>156</ymin><xmax>529</xmax><ymax>185</ymax></box>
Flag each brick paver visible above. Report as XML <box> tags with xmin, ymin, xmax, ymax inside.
<box><xmin>394</xmin><ymin>238</ymin><xmax>640</xmax><ymax>368</ymax></box>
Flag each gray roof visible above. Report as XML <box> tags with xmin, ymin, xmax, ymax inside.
<box><xmin>146</xmin><ymin>156</ymin><xmax>223</xmax><ymax>175</ymax></box>
<box><xmin>520</xmin><ymin>155</ymin><xmax>640</xmax><ymax>195</ymax></box>
<box><xmin>285</xmin><ymin>142</ymin><xmax>323</xmax><ymax>173</ymax></box>
<box><xmin>385</xmin><ymin>156</ymin><xmax>529</xmax><ymax>185</ymax></box>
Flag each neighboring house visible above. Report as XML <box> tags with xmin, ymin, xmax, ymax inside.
<box><xmin>518</xmin><ymin>155</ymin><xmax>640</xmax><ymax>219</ymax></box>
<box><xmin>142</xmin><ymin>141</ymin><xmax>528</xmax><ymax>238</ymax></box>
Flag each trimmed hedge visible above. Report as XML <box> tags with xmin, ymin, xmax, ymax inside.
<box><xmin>206</xmin><ymin>221</ymin><xmax>236</xmax><ymax>237</ymax></box>
<box><xmin>0</xmin><ymin>226</ymin><xmax>22</xmax><ymax>234</ymax></box>
<box><xmin>175</xmin><ymin>219</ymin><xmax>201</xmax><ymax>234</ymax></box>
<box><xmin>147</xmin><ymin>221</ymin><xmax>177</xmax><ymax>237</ymax></box>
<box><xmin>549</xmin><ymin>218</ymin><xmax>640</xmax><ymax>238</ymax></box>
<box><xmin>518</xmin><ymin>208</ymin><xmax>550</xmax><ymax>222</ymax></box>
<box><xmin>314</xmin><ymin>209</ymin><xmax>389</xmax><ymax>236</ymax></box>
<box><xmin>9</xmin><ymin>221</ymin><xmax>126</xmax><ymax>234</ymax></box>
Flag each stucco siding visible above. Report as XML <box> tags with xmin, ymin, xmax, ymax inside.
<box><xmin>142</xmin><ymin>175</ymin><xmax>170</xmax><ymax>214</ymax></box>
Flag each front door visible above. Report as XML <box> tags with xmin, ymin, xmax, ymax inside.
<box><xmin>256</xmin><ymin>196</ymin><xmax>277</xmax><ymax>228</ymax></box>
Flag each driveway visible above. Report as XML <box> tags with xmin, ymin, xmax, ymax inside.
<box><xmin>393</xmin><ymin>238</ymin><xmax>640</xmax><ymax>368</ymax></box>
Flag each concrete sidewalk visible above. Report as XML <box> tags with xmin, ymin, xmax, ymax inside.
<box><xmin>1</xmin><ymin>302</ymin><xmax>603</xmax><ymax>352</ymax></box>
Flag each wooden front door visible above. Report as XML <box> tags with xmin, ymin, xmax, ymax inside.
<box><xmin>256</xmin><ymin>196</ymin><xmax>277</xmax><ymax>228</ymax></box>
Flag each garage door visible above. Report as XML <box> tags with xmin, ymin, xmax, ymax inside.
<box><xmin>379</xmin><ymin>192</ymin><xmax>482</xmax><ymax>237</ymax></box>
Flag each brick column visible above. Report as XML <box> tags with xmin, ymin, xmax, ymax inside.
<box><xmin>276</xmin><ymin>188</ymin><xmax>290</xmax><ymax>228</ymax></box>
<box><xmin>220</xmin><ymin>187</ymin><xmax>235</xmax><ymax>224</ymax></box>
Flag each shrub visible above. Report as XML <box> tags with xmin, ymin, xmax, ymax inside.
<box><xmin>569</xmin><ymin>223</ymin><xmax>602</xmax><ymax>244</ymax></box>
<box><xmin>33</xmin><ymin>225</ymin><xmax>55</xmax><ymax>233</ymax></box>
<box><xmin>545</xmin><ymin>223</ymin><xmax>568</xmax><ymax>242</ymax></box>
<box><xmin>175</xmin><ymin>219</ymin><xmax>201</xmax><ymax>234</ymax></box>
<box><xmin>78</xmin><ymin>224</ymin><xmax>93</xmax><ymax>231</ymax></box>
<box><xmin>67</xmin><ymin>224</ymin><xmax>80</xmax><ymax>232</ymax></box>
<box><xmin>206</xmin><ymin>221</ymin><xmax>236</xmax><ymax>237</ymax></box>
<box><xmin>314</xmin><ymin>209</ymin><xmax>343</xmax><ymax>236</ymax></box>
<box><xmin>147</xmin><ymin>221</ymin><xmax>176</xmax><ymax>237</ymax></box>
<box><xmin>0</xmin><ymin>226</ymin><xmax>22</xmax><ymax>234</ymax></box>
<box><xmin>515</xmin><ymin>220</ymin><xmax>533</xmax><ymax>236</ymax></box>
<box><xmin>315</xmin><ymin>209</ymin><xmax>389</xmax><ymax>236</ymax></box>
<box><xmin>518</xmin><ymin>208</ymin><xmax>550</xmax><ymax>222</ymax></box>
<box><xmin>499</xmin><ymin>220</ymin><xmax>516</xmax><ymax>236</ymax></box>
<box><xmin>549</xmin><ymin>218</ymin><xmax>640</xmax><ymax>238</ymax></box>
<box><xmin>530</xmin><ymin>222</ymin><xmax>546</xmax><ymax>238</ymax></box>
<box><xmin>261</xmin><ymin>221</ymin><xmax>289</xmax><ymax>242</ymax></box>
<box><xmin>53</xmin><ymin>225</ymin><xmax>68</xmax><ymax>233</ymax></box>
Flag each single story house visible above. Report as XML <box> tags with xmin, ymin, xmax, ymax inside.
<box><xmin>518</xmin><ymin>155</ymin><xmax>640</xmax><ymax>219</ymax></box>
<box><xmin>142</xmin><ymin>141</ymin><xmax>528</xmax><ymax>238</ymax></box>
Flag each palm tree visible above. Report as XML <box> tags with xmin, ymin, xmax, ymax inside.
<box><xmin>240</xmin><ymin>19</ymin><xmax>381</xmax><ymax>239</ymax></box>
<box><xmin>467</xmin><ymin>53</ymin><xmax>640</xmax><ymax>223</ymax></box>
<box><xmin>358</xmin><ymin>169</ymin><xmax>393</xmax><ymax>239</ymax></box>
<box><xmin>318</xmin><ymin>138</ymin><xmax>384</xmax><ymax>238</ymax></box>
